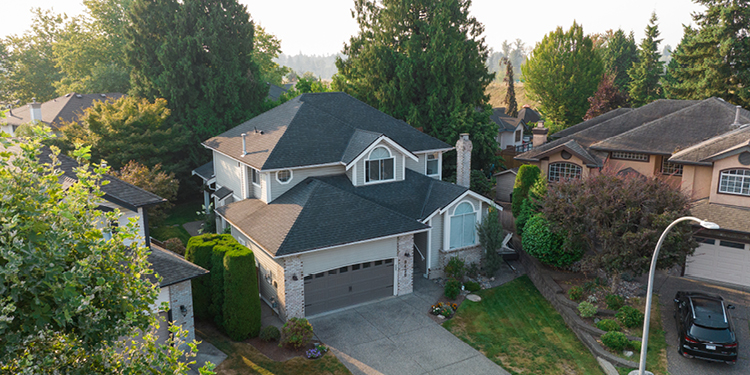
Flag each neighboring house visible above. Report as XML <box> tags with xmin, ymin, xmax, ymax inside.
<box><xmin>517</xmin><ymin>104</ymin><xmax>541</xmax><ymax>124</ymax></box>
<box><xmin>193</xmin><ymin>92</ymin><xmax>496</xmax><ymax>319</ymax></box>
<box><xmin>516</xmin><ymin>97</ymin><xmax>750</xmax><ymax>288</ymax></box>
<box><xmin>493</xmin><ymin>167</ymin><xmax>518</xmax><ymax>202</ymax></box>
<box><xmin>1</xmin><ymin>93</ymin><xmax>124</xmax><ymax>136</ymax></box>
<box><xmin>491</xmin><ymin>108</ymin><xmax>526</xmax><ymax>151</ymax></box>
<box><xmin>266</xmin><ymin>83</ymin><xmax>289</xmax><ymax>102</ymax></box>
<box><xmin>37</xmin><ymin>148</ymin><xmax>207</xmax><ymax>343</ymax></box>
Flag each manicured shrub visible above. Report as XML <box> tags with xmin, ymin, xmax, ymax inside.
<box><xmin>568</xmin><ymin>286</ymin><xmax>584</xmax><ymax>301</ymax></box>
<box><xmin>223</xmin><ymin>245</ymin><xmax>262</xmax><ymax>340</ymax></box>
<box><xmin>515</xmin><ymin>198</ymin><xmax>536</xmax><ymax>235</ymax></box>
<box><xmin>164</xmin><ymin>237</ymin><xmax>186</xmax><ymax>255</ymax></box>
<box><xmin>512</xmin><ymin>165</ymin><xmax>541</xmax><ymax>217</ymax></box>
<box><xmin>210</xmin><ymin>244</ymin><xmax>231</xmax><ymax>328</ymax></box>
<box><xmin>605</xmin><ymin>294</ymin><xmax>625</xmax><ymax>311</ymax></box>
<box><xmin>630</xmin><ymin>340</ymin><xmax>641</xmax><ymax>352</ymax></box>
<box><xmin>259</xmin><ymin>326</ymin><xmax>281</xmax><ymax>342</ymax></box>
<box><xmin>444</xmin><ymin>279</ymin><xmax>462</xmax><ymax>300</ymax></box>
<box><xmin>596</xmin><ymin>319</ymin><xmax>621</xmax><ymax>332</ymax></box>
<box><xmin>444</xmin><ymin>257</ymin><xmax>465</xmax><ymax>281</ymax></box>
<box><xmin>577</xmin><ymin>301</ymin><xmax>597</xmax><ymax>318</ymax></box>
<box><xmin>601</xmin><ymin>331</ymin><xmax>630</xmax><ymax>351</ymax></box>
<box><xmin>464</xmin><ymin>281</ymin><xmax>481</xmax><ymax>293</ymax></box>
<box><xmin>280</xmin><ymin>317</ymin><xmax>314</xmax><ymax>349</ymax></box>
<box><xmin>616</xmin><ymin>306</ymin><xmax>645</xmax><ymax>328</ymax></box>
<box><xmin>185</xmin><ymin>234</ymin><xmax>221</xmax><ymax>320</ymax></box>
<box><xmin>522</xmin><ymin>214</ymin><xmax>583</xmax><ymax>268</ymax></box>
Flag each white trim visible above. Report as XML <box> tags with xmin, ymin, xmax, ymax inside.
<box><xmin>438</xmin><ymin>190</ymin><xmax>497</xmax><ymax>215</ymax></box>
<box><xmin>251</xmin><ymin>167</ymin><xmax>261</xmax><ymax>187</ymax></box>
<box><xmin>413</xmin><ymin>147</ymin><xmax>454</xmax><ymax>154</ymax></box>
<box><xmin>346</xmin><ymin>136</ymin><xmax>418</xmax><ymax>171</ymax></box>
<box><xmin>275</xmin><ymin>228</ymin><xmax>429</xmax><ymax>259</ymax></box>
<box><xmin>401</xmin><ymin>154</ymin><xmax>406</xmax><ymax>180</ymax></box>
<box><xmin>202</xmin><ymin>143</ymin><xmax>346</xmax><ymax>172</ymax></box>
<box><xmin>425</xmin><ymin>152</ymin><xmax>440</xmax><ymax>177</ymax></box>
<box><xmin>426</xmin><ymin>218</ymin><xmax>432</xmax><ymax>278</ymax></box>
<box><xmin>352</xmin><ymin>162</ymin><xmax>358</xmax><ymax>186</ymax></box>
<box><xmin>275</xmin><ymin>169</ymin><xmax>293</xmax><ymax>185</ymax></box>
<box><xmin>264</xmin><ymin>173</ymin><xmax>271</xmax><ymax>203</ymax></box>
<box><xmin>438</xmin><ymin>152</ymin><xmax>443</xmax><ymax>180</ymax></box>
<box><xmin>448</xmin><ymin>199</ymin><xmax>478</xmax><ymax>250</ymax></box>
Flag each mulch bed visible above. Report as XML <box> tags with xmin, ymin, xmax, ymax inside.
<box><xmin>244</xmin><ymin>337</ymin><xmax>319</xmax><ymax>362</ymax></box>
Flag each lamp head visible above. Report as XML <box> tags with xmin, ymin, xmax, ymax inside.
<box><xmin>699</xmin><ymin>220</ymin><xmax>720</xmax><ymax>230</ymax></box>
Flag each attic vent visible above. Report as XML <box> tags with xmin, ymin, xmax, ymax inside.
<box><xmin>75</xmin><ymin>94</ymin><xmax>82</xmax><ymax>98</ymax></box>
<box><xmin>739</xmin><ymin>152</ymin><xmax>750</xmax><ymax>166</ymax></box>
<box><xmin>100</xmin><ymin>94</ymin><xmax>106</xmax><ymax>97</ymax></box>
<box><xmin>254</xmin><ymin>127</ymin><xmax>264</xmax><ymax>135</ymax></box>
<box><xmin>65</xmin><ymin>93</ymin><xmax>71</xmax><ymax>97</ymax></box>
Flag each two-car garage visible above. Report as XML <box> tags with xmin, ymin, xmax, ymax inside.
<box><xmin>304</xmin><ymin>259</ymin><xmax>394</xmax><ymax>315</ymax></box>
<box><xmin>684</xmin><ymin>237</ymin><xmax>750</xmax><ymax>288</ymax></box>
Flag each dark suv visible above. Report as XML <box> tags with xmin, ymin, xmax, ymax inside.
<box><xmin>674</xmin><ymin>291</ymin><xmax>738</xmax><ymax>364</ymax></box>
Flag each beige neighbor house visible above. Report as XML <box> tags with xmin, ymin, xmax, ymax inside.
<box><xmin>192</xmin><ymin>92</ymin><xmax>497</xmax><ymax>320</ymax></box>
<box><xmin>516</xmin><ymin>97</ymin><xmax>750</xmax><ymax>288</ymax></box>
<box><xmin>36</xmin><ymin>149</ymin><xmax>207</xmax><ymax>344</ymax></box>
<box><xmin>1</xmin><ymin>93</ymin><xmax>124</xmax><ymax>136</ymax></box>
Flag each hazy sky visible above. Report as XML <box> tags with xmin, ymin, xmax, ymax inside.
<box><xmin>2</xmin><ymin>0</ymin><xmax>705</xmax><ymax>56</ymax></box>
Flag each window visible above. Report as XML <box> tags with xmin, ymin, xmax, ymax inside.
<box><xmin>719</xmin><ymin>169</ymin><xmax>750</xmax><ymax>196</ymax></box>
<box><xmin>365</xmin><ymin>147</ymin><xmax>394</xmax><ymax>182</ymax></box>
<box><xmin>515</xmin><ymin>130</ymin><xmax>522</xmax><ymax>143</ymax></box>
<box><xmin>426</xmin><ymin>153</ymin><xmax>439</xmax><ymax>176</ymax></box>
<box><xmin>251</xmin><ymin>168</ymin><xmax>260</xmax><ymax>186</ymax></box>
<box><xmin>661</xmin><ymin>158</ymin><xmax>683</xmax><ymax>176</ymax></box>
<box><xmin>720</xmin><ymin>240</ymin><xmax>746</xmax><ymax>249</ymax></box>
<box><xmin>548</xmin><ymin>162</ymin><xmax>582</xmax><ymax>182</ymax></box>
<box><xmin>450</xmin><ymin>202</ymin><xmax>476</xmax><ymax>249</ymax></box>
<box><xmin>611</xmin><ymin>152</ymin><xmax>649</xmax><ymax>162</ymax></box>
<box><xmin>276</xmin><ymin>169</ymin><xmax>292</xmax><ymax>184</ymax></box>
<box><xmin>694</xmin><ymin>237</ymin><xmax>715</xmax><ymax>245</ymax></box>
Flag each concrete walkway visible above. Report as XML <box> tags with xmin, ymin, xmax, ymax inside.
<box><xmin>309</xmin><ymin>270</ymin><xmax>516</xmax><ymax>375</ymax></box>
<box><xmin>188</xmin><ymin>340</ymin><xmax>227</xmax><ymax>375</ymax></box>
<box><xmin>183</xmin><ymin>220</ymin><xmax>204</xmax><ymax>237</ymax></box>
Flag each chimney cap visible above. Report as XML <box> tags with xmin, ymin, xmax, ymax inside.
<box><xmin>459</xmin><ymin>133</ymin><xmax>470</xmax><ymax>140</ymax></box>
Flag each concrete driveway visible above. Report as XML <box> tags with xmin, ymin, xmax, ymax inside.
<box><xmin>308</xmin><ymin>276</ymin><xmax>511</xmax><ymax>375</ymax></box>
<box><xmin>652</xmin><ymin>271</ymin><xmax>750</xmax><ymax>375</ymax></box>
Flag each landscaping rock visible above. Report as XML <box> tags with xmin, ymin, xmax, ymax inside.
<box><xmin>437</xmin><ymin>315</ymin><xmax>445</xmax><ymax>320</ymax></box>
<box><xmin>624</xmin><ymin>350</ymin><xmax>634</xmax><ymax>357</ymax></box>
<box><xmin>596</xmin><ymin>357</ymin><xmax>619</xmax><ymax>375</ymax></box>
<box><xmin>466</xmin><ymin>294</ymin><xmax>482</xmax><ymax>302</ymax></box>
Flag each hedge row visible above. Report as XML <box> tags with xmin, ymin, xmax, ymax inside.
<box><xmin>186</xmin><ymin>234</ymin><xmax>261</xmax><ymax>340</ymax></box>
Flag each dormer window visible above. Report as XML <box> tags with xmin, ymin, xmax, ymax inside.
<box><xmin>426</xmin><ymin>153</ymin><xmax>439</xmax><ymax>176</ymax></box>
<box><xmin>366</xmin><ymin>147</ymin><xmax>394</xmax><ymax>183</ymax></box>
<box><xmin>276</xmin><ymin>169</ymin><xmax>292</xmax><ymax>184</ymax></box>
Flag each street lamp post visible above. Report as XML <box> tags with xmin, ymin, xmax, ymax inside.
<box><xmin>629</xmin><ymin>216</ymin><xmax>719</xmax><ymax>375</ymax></box>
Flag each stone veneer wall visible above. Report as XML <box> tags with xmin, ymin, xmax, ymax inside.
<box><xmin>397</xmin><ymin>235</ymin><xmax>414</xmax><ymax>295</ymax></box>
<box><xmin>436</xmin><ymin>245</ymin><xmax>483</xmax><ymax>278</ymax></box>
<box><xmin>283</xmin><ymin>255</ymin><xmax>304</xmax><ymax>320</ymax></box>
<box><xmin>169</xmin><ymin>280</ymin><xmax>196</xmax><ymax>345</ymax></box>
<box><xmin>517</xmin><ymin>246</ymin><xmax>638</xmax><ymax>369</ymax></box>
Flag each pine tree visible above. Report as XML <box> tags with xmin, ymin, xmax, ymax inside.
<box><xmin>664</xmin><ymin>1</ymin><xmax>750</xmax><ymax>106</ymax></box>
<box><xmin>332</xmin><ymin>0</ymin><xmax>497</xmax><ymax>171</ymax></box>
<box><xmin>599</xmin><ymin>29</ymin><xmax>638</xmax><ymax>91</ymax></box>
<box><xmin>503</xmin><ymin>58</ymin><xmax>518</xmax><ymax>117</ymax></box>
<box><xmin>627</xmin><ymin>12</ymin><xmax>665</xmax><ymax>107</ymax></box>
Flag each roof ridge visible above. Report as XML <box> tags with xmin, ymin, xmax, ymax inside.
<box><xmin>671</xmin><ymin>125</ymin><xmax>750</xmax><ymax>160</ymax></box>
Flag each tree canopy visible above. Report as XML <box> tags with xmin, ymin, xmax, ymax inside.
<box><xmin>598</xmin><ymin>29</ymin><xmax>638</xmax><ymax>91</ymax></box>
<box><xmin>664</xmin><ymin>0</ymin><xmax>750</xmax><ymax>107</ymax></box>
<box><xmin>627</xmin><ymin>12</ymin><xmax>665</xmax><ymax>107</ymax></box>
<box><xmin>584</xmin><ymin>72</ymin><xmax>629</xmax><ymax>120</ymax></box>
<box><xmin>252</xmin><ymin>24</ymin><xmax>290</xmax><ymax>86</ymax></box>
<box><xmin>522</xmin><ymin>21</ymin><xmax>603</xmax><ymax>127</ymax></box>
<box><xmin>332</xmin><ymin>0</ymin><xmax>498</xmax><ymax>171</ymax></box>
<box><xmin>0</xmin><ymin>137</ymin><xmax>206</xmax><ymax>373</ymax></box>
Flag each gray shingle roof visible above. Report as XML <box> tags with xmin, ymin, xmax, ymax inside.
<box><xmin>590</xmin><ymin>98</ymin><xmax>750</xmax><ymax>155</ymax></box>
<box><xmin>670</xmin><ymin>126</ymin><xmax>750</xmax><ymax>164</ymax></box>
<box><xmin>217</xmin><ymin>175</ymin><xmax>432</xmax><ymax>256</ymax></box>
<box><xmin>203</xmin><ymin>92</ymin><xmax>451</xmax><ymax>170</ymax></box>
<box><xmin>213</xmin><ymin>186</ymin><xmax>233</xmax><ymax>200</ymax></box>
<box><xmin>690</xmin><ymin>198</ymin><xmax>750</xmax><ymax>234</ymax></box>
<box><xmin>3</xmin><ymin>93</ymin><xmax>125</xmax><ymax>130</ymax></box>
<box><xmin>490</xmin><ymin>108</ymin><xmax>525</xmax><ymax>132</ymax></box>
<box><xmin>518</xmin><ymin>106</ymin><xmax>541</xmax><ymax>123</ymax></box>
<box><xmin>552</xmin><ymin>107</ymin><xmax>632</xmax><ymax>139</ymax></box>
<box><xmin>147</xmin><ymin>244</ymin><xmax>208</xmax><ymax>287</ymax></box>
<box><xmin>38</xmin><ymin>148</ymin><xmax>165</xmax><ymax>210</ymax></box>
<box><xmin>266</xmin><ymin>84</ymin><xmax>288</xmax><ymax>102</ymax></box>
<box><xmin>192</xmin><ymin>161</ymin><xmax>214</xmax><ymax>181</ymax></box>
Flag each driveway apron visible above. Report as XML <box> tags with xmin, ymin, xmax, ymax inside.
<box><xmin>309</xmin><ymin>276</ymin><xmax>511</xmax><ymax>375</ymax></box>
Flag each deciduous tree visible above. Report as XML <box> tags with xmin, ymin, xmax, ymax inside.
<box><xmin>522</xmin><ymin>21</ymin><xmax>603</xmax><ymax>128</ymax></box>
<box><xmin>252</xmin><ymin>24</ymin><xmax>290</xmax><ymax>86</ymax></box>
<box><xmin>113</xmin><ymin>161</ymin><xmax>179</xmax><ymax>225</ymax></box>
<box><xmin>627</xmin><ymin>12</ymin><xmax>665</xmax><ymax>107</ymax></box>
<box><xmin>584</xmin><ymin>72</ymin><xmax>629</xmax><ymax>120</ymax></box>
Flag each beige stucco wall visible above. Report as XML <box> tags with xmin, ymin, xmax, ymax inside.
<box><xmin>607</xmin><ymin>157</ymin><xmax>657</xmax><ymax>176</ymax></box>
<box><xmin>709</xmin><ymin>155</ymin><xmax>750</xmax><ymax>206</ymax></box>
<box><xmin>681</xmin><ymin>164</ymin><xmax>714</xmax><ymax>200</ymax></box>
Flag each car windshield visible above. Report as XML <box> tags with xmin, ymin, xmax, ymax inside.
<box><xmin>689</xmin><ymin>324</ymin><xmax>734</xmax><ymax>344</ymax></box>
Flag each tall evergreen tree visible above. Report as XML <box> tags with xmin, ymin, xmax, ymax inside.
<box><xmin>126</xmin><ymin>0</ymin><xmax>267</xmax><ymax>164</ymax></box>
<box><xmin>599</xmin><ymin>29</ymin><xmax>638</xmax><ymax>91</ymax></box>
<box><xmin>522</xmin><ymin>21</ymin><xmax>603</xmax><ymax>128</ymax></box>
<box><xmin>503</xmin><ymin>58</ymin><xmax>518</xmax><ymax>117</ymax></box>
<box><xmin>333</xmin><ymin>0</ymin><xmax>497</xmax><ymax>171</ymax></box>
<box><xmin>627</xmin><ymin>12</ymin><xmax>665</xmax><ymax>107</ymax></box>
<box><xmin>664</xmin><ymin>1</ymin><xmax>750</xmax><ymax>107</ymax></box>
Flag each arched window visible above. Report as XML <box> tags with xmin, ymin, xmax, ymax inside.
<box><xmin>548</xmin><ymin>162</ymin><xmax>582</xmax><ymax>182</ymax></box>
<box><xmin>450</xmin><ymin>202</ymin><xmax>476</xmax><ymax>249</ymax></box>
<box><xmin>366</xmin><ymin>147</ymin><xmax>394</xmax><ymax>182</ymax></box>
<box><xmin>719</xmin><ymin>169</ymin><xmax>750</xmax><ymax>196</ymax></box>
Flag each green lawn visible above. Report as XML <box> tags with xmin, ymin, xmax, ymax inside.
<box><xmin>615</xmin><ymin>295</ymin><xmax>668</xmax><ymax>375</ymax></box>
<box><xmin>149</xmin><ymin>200</ymin><xmax>203</xmax><ymax>245</ymax></box>
<box><xmin>197</xmin><ymin>325</ymin><xmax>351</xmax><ymax>375</ymax></box>
<box><xmin>443</xmin><ymin>275</ymin><xmax>604</xmax><ymax>375</ymax></box>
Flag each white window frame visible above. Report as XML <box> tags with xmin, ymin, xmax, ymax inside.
<box><xmin>718</xmin><ymin>169</ymin><xmax>750</xmax><ymax>196</ymax></box>
<box><xmin>365</xmin><ymin>146</ymin><xmax>395</xmax><ymax>184</ymax></box>
<box><xmin>251</xmin><ymin>167</ymin><xmax>260</xmax><ymax>186</ymax></box>
<box><xmin>548</xmin><ymin>162</ymin><xmax>582</xmax><ymax>182</ymax></box>
<box><xmin>449</xmin><ymin>201</ymin><xmax>477</xmax><ymax>249</ymax></box>
<box><xmin>275</xmin><ymin>169</ymin><xmax>293</xmax><ymax>184</ymax></box>
<box><xmin>661</xmin><ymin>158</ymin><xmax>683</xmax><ymax>176</ymax></box>
<box><xmin>426</xmin><ymin>153</ymin><xmax>439</xmax><ymax>177</ymax></box>
<box><xmin>611</xmin><ymin>151</ymin><xmax>649</xmax><ymax>162</ymax></box>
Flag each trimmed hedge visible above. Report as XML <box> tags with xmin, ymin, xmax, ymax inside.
<box><xmin>522</xmin><ymin>214</ymin><xmax>583</xmax><ymax>268</ymax></box>
<box><xmin>512</xmin><ymin>165</ymin><xmax>541</xmax><ymax>217</ymax></box>
<box><xmin>210</xmin><ymin>244</ymin><xmax>230</xmax><ymax>328</ymax></box>
<box><xmin>185</xmin><ymin>234</ymin><xmax>222</xmax><ymax>320</ymax></box>
<box><xmin>223</xmin><ymin>246</ymin><xmax>262</xmax><ymax>341</ymax></box>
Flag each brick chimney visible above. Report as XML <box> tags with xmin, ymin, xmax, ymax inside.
<box><xmin>28</xmin><ymin>99</ymin><xmax>42</xmax><ymax>123</ymax></box>
<box><xmin>532</xmin><ymin>121</ymin><xmax>548</xmax><ymax>148</ymax></box>
<box><xmin>456</xmin><ymin>133</ymin><xmax>472</xmax><ymax>188</ymax></box>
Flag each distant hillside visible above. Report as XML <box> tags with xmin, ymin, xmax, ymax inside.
<box><xmin>275</xmin><ymin>53</ymin><xmax>342</xmax><ymax>80</ymax></box>
<box><xmin>486</xmin><ymin>81</ymin><xmax>539</xmax><ymax>111</ymax></box>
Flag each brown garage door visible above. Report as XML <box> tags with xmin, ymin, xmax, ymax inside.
<box><xmin>304</xmin><ymin>259</ymin><xmax>394</xmax><ymax>316</ymax></box>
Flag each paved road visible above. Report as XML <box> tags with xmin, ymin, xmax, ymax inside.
<box><xmin>652</xmin><ymin>271</ymin><xmax>750</xmax><ymax>375</ymax></box>
<box><xmin>308</xmin><ymin>276</ymin><xmax>512</xmax><ymax>375</ymax></box>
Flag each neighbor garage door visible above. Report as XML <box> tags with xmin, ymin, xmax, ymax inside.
<box><xmin>685</xmin><ymin>237</ymin><xmax>750</xmax><ymax>287</ymax></box>
<box><xmin>304</xmin><ymin>259</ymin><xmax>394</xmax><ymax>316</ymax></box>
